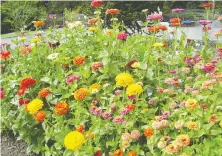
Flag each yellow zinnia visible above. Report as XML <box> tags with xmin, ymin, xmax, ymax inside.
<box><xmin>153</xmin><ymin>43</ymin><xmax>164</xmax><ymax>47</ymax></box>
<box><xmin>126</xmin><ymin>83</ymin><xmax>143</xmax><ymax>96</ymax></box>
<box><xmin>30</xmin><ymin>38</ymin><xmax>41</xmax><ymax>43</ymax></box>
<box><xmin>89</xmin><ymin>83</ymin><xmax>101</xmax><ymax>94</ymax></box>
<box><xmin>115</xmin><ymin>73</ymin><xmax>134</xmax><ymax>87</ymax></box>
<box><xmin>185</xmin><ymin>99</ymin><xmax>198</xmax><ymax>109</ymax></box>
<box><xmin>64</xmin><ymin>131</ymin><xmax>85</xmax><ymax>151</ymax></box>
<box><xmin>88</xmin><ymin>27</ymin><xmax>97</xmax><ymax>31</ymax></box>
<box><xmin>27</xmin><ymin>99</ymin><xmax>43</xmax><ymax>115</ymax></box>
<box><xmin>74</xmin><ymin>88</ymin><xmax>89</xmax><ymax>101</ymax></box>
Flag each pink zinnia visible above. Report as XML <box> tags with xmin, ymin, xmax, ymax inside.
<box><xmin>147</xmin><ymin>13</ymin><xmax>163</xmax><ymax>20</ymax></box>
<box><xmin>117</xmin><ymin>33</ymin><xmax>128</xmax><ymax>40</ymax></box>
<box><xmin>162</xmin><ymin>111</ymin><xmax>170</xmax><ymax>119</ymax></box>
<box><xmin>91</xmin><ymin>0</ymin><xmax>102</xmax><ymax>7</ymax></box>
<box><xmin>66</xmin><ymin>75</ymin><xmax>80</xmax><ymax>84</ymax></box>
<box><xmin>114</xmin><ymin>90</ymin><xmax>122</xmax><ymax>95</ymax></box>
<box><xmin>172</xmin><ymin>8</ymin><xmax>185</xmax><ymax>13</ymax></box>
<box><xmin>128</xmin><ymin>95</ymin><xmax>136</xmax><ymax>100</ymax></box>
<box><xmin>198</xmin><ymin>20</ymin><xmax>212</xmax><ymax>25</ymax></box>
<box><xmin>202</xmin><ymin>25</ymin><xmax>211</xmax><ymax>31</ymax></box>
<box><xmin>112</xmin><ymin>116</ymin><xmax>123</xmax><ymax>123</ymax></box>
<box><xmin>202</xmin><ymin>63</ymin><xmax>215</xmax><ymax>72</ymax></box>
<box><xmin>121</xmin><ymin>132</ymin><xmax>131</xmax><ymax>141</ymax></box>
<box><xmin>131</xmin><ymin>130</ymin><xmax>141</xmax><ymax>139</ymax></box>
<box><xmin>102</xmin><ymin>111</ymin><xmax>112</xmax><ymax>119</ymax></box>
<box><xmin>120</xmin><ymin>107</ymin><xmax>130</xmax><ymax>115</ymax></box>
<box><xmin>0</xmin><ymin>88</ymin><xmax>4</xmax><ymax>99</ymax></box>
<box><xmin>49</xmin><ymin>14</ymin><xmax>56</xmax><ymax>19</ymax></box>
<box><xmin>92</xmin><ymin>107</ymin><xmax>103</xmax><ymax>116</ymax></box>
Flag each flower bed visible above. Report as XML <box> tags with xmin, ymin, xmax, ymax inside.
<box><xmin>1</xmin><ymin>1</ymin><xmax>222</xmax><ymax>156</ymax></box>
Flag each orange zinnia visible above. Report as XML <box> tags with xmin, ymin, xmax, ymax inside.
<box><xmin>127</xmin><ymin>151</ymin><xmax>137</xmax><ymax>156</ymax></box>
<box><xmin>74</xmin><ymin>88</ymin><xmax>89</xmax><ymax>101</ymax></box>
<box><xmin>170</xmin><ymin>18</ymin><xmax>182</xmax><ymax>26</ymax></box>
<box><xmin>54</xmin><ymin>101</ymin><xmax>69</xmax><ymax>115</ymax></box>
<box><xmin>88</xmin><ymin>18</ymin><xmax>100</xmax><ymax>25</ymax></box>
<box><xmin>106</xmin><ymin>9</ymin><xmax>119</xmax><ymax>15</ymax></box>
<box><xmin>38</xmin><ymin>88</ymin><xmax>50</xmax><ymax>98</ymax></box>
<box><xmin>34</xmin><ymin>110</ymin><xmax>46</xmax><ymax>122</ymax></box>
<box><xmin>144</xmin><ymin>128</ymin><xmax>154</xmax><ymax>137</ymax></box>
<box><xmin>73</xmin><ymin>56</ymin><xmax>85</xmax><ymax>65</ymax></box>
<box><xmin>114</xmin><ymin>149</ymin><xmax>123</xmax><ymax>156</ymax></box>
<box><xmin>76</xmin><ymin>125</ymin><xmax>85</xmax><ymax>132</ymax></box>
<box><xmin>33</xmin><ymin>21</ymin><xmax>45</xmax><ymax>28</ymax></box>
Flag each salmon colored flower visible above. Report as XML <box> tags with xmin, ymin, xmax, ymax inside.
<box><xmin>187</xmin><ymin>122</ymin><xmax>198</xmax><ymax>130</ymax></box>
<box><xmin>91</xmin><ymin>0</ymin><xmax>102</xmax><ymax>7</ymax></box>
<box><xmin>20</xmin><ymin>46</ymin><xmax>32</xmax><ymax>55</ymax></box>
<box><xmin>91</xmin><ymin>62</ymin><xmax>103</xmax><ymax>71</ymax></box>
<box><xmin>131</xmin><ymin>130</ymin><xmax>141</xmax><ymax>139</ymax></box>
<box><xmin>106</xmin><ymin>9</ymin><xmax>119</xmax><ymax>15</ymax></box>
<box><xmin>144</xmin><ymin>128</ymin><xmax>154</xmax><ymax>137</ymax></box>
<box><xmin>165</xmin><ymin>144</ymin><xmax>180</xmax><ymax>154</ymax></box>
<box><xmin>38</xmin><ymin>88</ymin><xmax>50</xmax><ymax>98</ymax></box>
<box><xmin>176</xmin><ymin>134</ymin><xmax>190</xmax><ymax>147</ymax></box>
<box><xmin>74</xmin><ymin>88</ymin><xmax>89</xmax><ymax>101</ymax></box>
<box><xmin>76</xmin><ymin>125</ymin><xmax>84</xmax><ymax>132</ymax></box>
<box><xmin>20</xmin><ymin>77</ymin><xmax>36</xmax><ymax>89</ymax></box>
<box><xmin>127</xmin><ymin>151</ymin><xmax>137</xmax><ymax>156</ymax></box>
<box><xmin>114</xmin><ymin>149</ymin><xmax>123</xmax><ymax>156</ymax></box>
<box><xmin>33</xmin><ymin>21</ymin><xmax>45</xmax><ymax>28</ymax></box>
<box><xmin>185</xmin><ymin>99</ymin><xmax>198</xmax><ymax>109</ymax></box>
<box><xmin>209</xmin><ymin>114</ymin><xmax>217</xmax><ymax>123</ymax></box>
<box><xmin>88</xmin><ymin>18</ymin><xmax>100</xmax><ymax>25</ymax></box>
<box><xmin>202</xmin><ymin>3</ymin><xmax>213</xmax><ymax>8</ymax></box>
<box><xmin>34</xmin><ymin>110</ymin><xmax>46</xmax><ymax>122</ymax></box>
<box><xmin>54</xmin><ymin>101</ymin><xmax>69</xmax><ymax>115</ymax></box>
<box><xmin>115</xmin><ymin>73</ymin><xmax>134</xmax><ymax>87</ymax></box>
<box><xmin>64</xmin><ymin>131</ymin><xmax>85</xmax><ymax>151</ymax></box>
<box><xmin>73</xmin><ymin>56</ymin><xmax>85</xmax><ymax>65</ymax></box>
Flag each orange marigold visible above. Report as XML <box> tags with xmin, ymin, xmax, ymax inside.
<box><xmin>106</xmin><ymin>9</ymin><xmax>119</xmax><ymax>15</ymax></box>
<box><xmin>170</xmin><ymin>18</ymin><xmax>182</xmax><ymax>26</ymax></box>
<box><xmin>88</xmin><ymin>18</ymin><xmax>100</xmax><ymax>25</ymax></box>
<box><xmin>114</xmin><ymin>149</ymin><xmax>123</xmax><ymax>156</ymax></box>
<box><xmin>74</xmin><ymin>88</ymin><xmax>89</xmax><ymax>101</ymax></box>
<box><xmin>73</xmin><ymin>56</ymin><xmax>85</xmax><ymax>65</ymax></box>
<box><xmin>54</xmin><ymin>101</ymin><xmax>69</xmax><ymax>115</ymax></box>
<box><xmin>76</xmin><ymin>125</ymin><xmax>84</xmax><ymax>132</ymax></box>
<box><xmin>144</xmin><ymin>128</ymin><xmax>154</xmax><ymax>137</ymax></box>
<box><xmin>33</xmin><ymin>21</ymin><xmax>45</xmax><ymax>28</ymax></box>
<box><xmin>127</xmin><ymin>151</ymin><xmax>137</xmax><ymax>156</ymax></box>
<box><xmin>38</xmin><ymin>88</ymin><xmax>50</xmax><ymax>98</ymax></box>
<box><xmin>34</xmin><ymin>110</ymin><xmax>46</xmax><ymax>122</ymax></box>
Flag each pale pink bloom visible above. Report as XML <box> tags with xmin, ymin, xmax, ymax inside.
<box><xmin>131</xmin><ymin>130</ymin><xmax>141</xmax><ymax>139</ymax></box>
<box><xmin>147</xmin><ymin>13</ymin><xmax>163</xmax><ymax>20</ymax></box>
<box><xmin>113</xmin><ymin>116</ymin><xmax>123</xmax><ymax>123</ymax></box>
<box><xmin>121</xmin><ymin>132</ymin><xmax>131</xmax><ymax>141</ymax></box>
<box><xmin>175</xmin><ymin>121</ymin><xmax>184</xmax><ymax>130</ymax></box>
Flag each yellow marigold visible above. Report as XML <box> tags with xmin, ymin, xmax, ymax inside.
<box><xmin>187</xmin><ymin>122</ymin><xmax>198</xmax><ymax>130</ymax></box>
<box><xmin>88</xmin><ymin>27</ymin><xmax>97</xmax><ymax>31</ymax></box>
<box><xmin>89</xmin><ymin>83</ymin><xmax>101</xmax><ymax>94</ymax></box>
<box><xmin>185</xmin><ymin>99</ymin><xmax>198</xmax><ymax>109</ymax></box>
<box><xmin>73</xmin><ymin>56</ymin><xmax>85</xmax><ymax>65</ymax></box>
<box><xmin>30</xmin><ymin>38</ymin><xmax>41</xmax><ymax>43</ymax></box>
<box><xmin>54</xmin><ymin>101</ymin><xmax>69</xmax><ymax>115</ymax></box>
<box><xmin>27</xmin><ymin>99</ymin><xmax>43</xmax><ymax>115</ymax></box>
<box><xmin>153</xmin><ymin>43</ymin><xmax>164</xmax><ymax>47</ymax></box>
<box><xmin>38</xmin><ymin>88</ymin><xmax>50</xmax><ymax>98</ymax></box>
<box><xmin>34</xmin><ymin>110</ymin><xmax>46</xmax><ymax>122</ymax></box>
<box><xmin>165</xmin><ymin>144</ymin><xmax>180</xmax><ymax>154</ymax></box>
<box><xmin>64</xmin><ymin>131</ymin><xmax>85</xmax><ymax>151</ymax></box>
<box><xmin>115</xmin><ymin>73</ymin><xmax>134</xmax><ymax>87</ymax></box>
<box><xmin>84</xmin><ymin>131</ymin><xmax>95</xmax><ymax>140</ymax></box>
<box><xmin>74</xmin><ymin>88</ymin><xmax>89</xmax><ymax>101</ymax></box>
<box><xmin>175</xmin><ymin>134</ymin><xmax>190</xmax><ymax>147</ymax></box>
<box><xmin>126</xmin><ymin>83</ymin><xmax>143</xmax><ymax>96</ymax></box>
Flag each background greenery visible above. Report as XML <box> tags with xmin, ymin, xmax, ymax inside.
<box><xmin>1</xmin><ymin>1</ymin><xmax>222</xmax><ymax>34</ymax></box>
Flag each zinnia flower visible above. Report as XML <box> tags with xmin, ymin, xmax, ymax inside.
<box><xmin>0</xmin><ymin>51</ymin><xmax>10</xmax><ymax>59</ymax></box>
<box><xmin>73</xmin><ymin>56</ymin><xmax>85</xmax><ymax>65</ymax></box>
<box><xmin>64</xmin><ymin>131</ymin><xmax>85</xmax><ymax>151</ymax></box>
<box><xmin>91</xmin><ymin>62</ymin><xmax>103</xmax><ymax>71</ymax></box>
<box><xmin>176</xmin><ymin>134</ymin><xmax>190</xmax><ymax>147</ymax></box>
<box><xmin>54</xmin><ymin>101</ymin><xmax>69</xmax><ymax>115</ymax></box>
<box><xmin>20</xmin><ymin>46</ymin><xmax>32</xmax><ymax>55</ymax></box>
<box><xmin>91</xmin><ymin>0</ymin><xmax>102</xmax><ymax>7</ymax></box>
<box><xmin>172</xmin><ymin>8</ymin><xmax>185</xmax><ymax>13</ymax></box>
<box><xmin>131</xmin><ymin>130</ymin><xmax>141</xmax><ymax>139</ymax></box>
<box><xmin>115</xmin><ymin>73</ymin><xmax>134</xmax><ymax>87</ymax></box>
<box><xmin>34</xmin><ymin>110</ymin><xmax>46</xmax><ymax>122</ymax></box>
<box><xmin>66</xmin><ymin>75</ymin><xmax>80</xmax><ymax>84</ymax></box>
<box><xmin>19</xmin><ymin>98</ymin><xmax>30</xmax><ymax>105</ymax></box>
<box><xmin>202</xmin><ymin>3</ymin><xmax>213</xmax><ymax>8</ymax></box>
<box><xmin>74</xmin><ymin>88</ymin><xmax>89</xmax><ymax>101</ymax></box>
<box><xmin>126</xmin><ymin>83</ymin><xmax>143</xmax><ymax>96</ymax></box>
<box><xmin>76</xmin><ymin>125</ymin><xmax>84</xmax><ymax>132</ymax></box>
<box><xmin>20</xmin><ymin>77</ymin><xmax>36</xmax><ymax>89</ymax></box>
<box><xmin>33</xmin><ymin>21</ymin><xmax>45</xmax><ymax>28</ymax></box>
<box><xmin>170</xmin><ymin>18</ymin><xmax>182</xmax><ymax>26</ymax></box>
<box><xmin>27</xmin><ymin>99</ymin><xmax>44</xmax><ymax>115</ymax></box>
<box><xmin>102</xmin><ymin>111</ymin><xmax>112</xmax><ymax>119</ymax></box>
<box><xmin>187</xmin><ymin>122</ymin><xmax>198</xmax><ymax>130</ymax></box>
<box><xmin>114</xmin><ymin>149</ymin><xmax>123</xmax><ymax>156</ymax></box>
<box><xmin>165</xmin><ymin>144</ymin><xmax>180</xmax><ymax>154</ymax></box>
<box><xmin>38</xmin><ymin>88</ymin><xmax>50</xmax><ymax>98</ymax></box>
<box><xmin>106</xmin><ymin>9</ymin><xmax>119</xmax><ymax>15</ymax></box>
<box><xmin>175</xmin><ymin>121</ymin><xmax>184</xmax><ymax>130</ymax></box>
<box><xmin>127</xmin><ymin>151</ymin><xmax>137</xmax><ymax>156</ymax></box>
<box><xmin>144</xmin><ymin>128</ymin><xmax>154</xmax><ymax>137</ymax></box>
<box><xmin>0</xmin><ymin>88</ymin><xmax>4</xmax><ymax>99</ymax></box>
<box><xmin>89</xmin><ymin>83</ymin><xmax>101</xmax><ymax>94</ymax></box>
<box><xmin>88</xmin><ymin>18</ymin><xmax>100</xmax><ymax>25</ymax></box>
<box><xmin>153</xmin><ymin>43</ymin><xmax>164</xmax><ymax>47</ymax></box>
<box><xmin>202</xmin><ymin>63</ymin><xmax>215</xmax><ymax>72</ymax></box>
<box><xmin>147</xmin><ymin>13</ymin><xmax>163</xmax><ymax>20</ymax></box>
<box><xmin>208</xmin><ymin>114</ymin><xmax>217</xmax><ymax>123</ymax></box>
<box><xmin>198</xmin><ymin>20</ymin><xmax>212</xmax><ymax>25</ymax></box>
<box><xmin>185</xmin><ymin>99</ymin><xmax>198</xmax><ymax>109</ymax></box>
<box><xmin>47</xmin><ymin>53</ymin><xmax>59</xmax><ymax>60</ymax></box>
<box><xmin>17</xmin><ymin>88</ymin><xmax>26</xmax><ymax>96</ymax></box>
<box><xmin>117</xmin><ymin>32</ymin><xmax>128</xmax><ymax>40</ymax></box>
<box><xmin>113</xmin><ymin>116</ymin><xmax>123</xmax><ymax>123</ymax></box>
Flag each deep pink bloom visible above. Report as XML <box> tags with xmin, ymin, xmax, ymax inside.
<box><xmin>202</xmin><ymin>25</ymin><xmax>211</xmax><ymax>31</ymax></box>
<box><xmin>198</xmin><ymin>20</ymin><xmax>212</xmax><ymax>25</ymax></box>
<box><xmin>92</xmin><ymin>98</ymin><xmax>99</xmax><ymax>104</ymax></box>
<box><xmin>102</xmin><ymin>111</ymin><xmax>112</xmax><ymax>119</ymax></box>
<box><xmin>91</xmin><ymin>0</ymin><xmax>102</xmax><ymax>7</ymax></box>
<box><xmin>112</xmin><ymin>116</ymin><xmax>123</xmax><ymax>123</ymax></box>
<box><xmin>66</xmin><ymin>75</ymin><xmax>80</xmax><ymax>84</ymax></box>
<box><xmin>128</xmin><ymin>95</ymin><xmax>136</xmax><ymax>100</ymax></box>
<box><xmin>202</xmin><ymin>63</ymin><xmax>215</xmax><ymax>72</ymax></box>
<box><xmin>0</xmin><ymin>88</ymin><xmax>4</xmax><ymax>99</ymax></box>
<box><xmin>172</xmin><ymin>8</ymin><xmax>185</xmax><ymax>13</ymax></box>
<box><xmin>117</xmin><ymin>33</ymin><xmax>128</xmax><ymax>40</ymax></box>
<box><xmin>147</xmin><ymin>13</ymin><xmax>163</xmax><ymax>20</ymax></box>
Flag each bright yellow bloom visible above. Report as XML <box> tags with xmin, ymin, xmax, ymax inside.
<box><xmin>115</xmin><ymin>73</ymin><xmax>134</xmax><ymax>87</ymax></box>
<box><xmin>89</xmin><ymin>83</ymin><xmax>101</xmax><ymax>94</ymax></box>
<box><xmin>185</xmin><ymin>99</ymin><xmax>198</xmax><ymax>109</ymax></box>
<box><xmin>74</xmin><ymin>88</ymin><xmax>89</xmax><ymax>101</ymax></box>
<box><xmin>126</xmin><ymin>83</ymin><xmax>143</xmax><ymax>96</ymax></box>
<box><xmin>131</xmin><ymin>62</ymin><xmax>140</xmax><ymax>68</ymax></box>
<box><xmin>153</xmin><ymin>43</ymin><xmax>164</xmax><ymax>47</ymax></box>
<box><xmin>19</xmin><ymin>37</ymin><xmax>26</xmax><ymax>42</ymax></box>
<box><xmin>64</xmin><ymin>131</ymin><xmax>85</xmax><ymax>151</ymax></box>
<box><xmin>27</xmin><ymin>99</ymin><xmax>43</xmax><ymax>114</ymax></box>
<box><xmin>30</xmin><ymin>38</ymin><xmax>41</xmax><ymax>43</ymax></box>
<box><xmin>88</xmin><ymin>27</ymin><xmax>97</xmax><ymax>31</ymax></box>
<box><xmin>219</xmin><ymin>120</ymin><xmax>222</xmax><ymax>128</ymax></box>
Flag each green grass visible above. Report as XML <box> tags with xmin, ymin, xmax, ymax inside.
<box><xmin>1</xmin><ymin>31</ymin><xmax>36</xmax><ymax>39</ymax></box>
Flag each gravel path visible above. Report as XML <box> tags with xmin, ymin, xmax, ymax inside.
<box><xmin>1</xmin><ymin>133</ymin><xmax>38</xmax><ymax>156</ymax></box>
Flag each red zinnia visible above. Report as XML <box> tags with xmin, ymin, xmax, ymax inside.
<box><xmin>17</xmin><ymin>88</ymin><xmax>26</xmax><ymax>96</ymax></box>
<box><xmin>76</xmin><ymin>125</ymin><xmax>85</xmax><ymax>132</ymax></box>
<box><xmin>0</xmin><ymin>51</ymin><xmax>11</xmax><ymax>59</ymax></box>
<box><xmin>19</xmin><ymin>98</ymin><xmax>30</xmax><ymax>105</ymax></box>
<box><xmin>20</xmin><ymin>78</ymin><xmax>36</xmax><ymax>89</ymax></box>
<box><xmin>91</xmin><ymin>0</ymin><xmax>102</xmax><ymax>7</ymax></box>
<box><xmin>202</xmin><ymin>3</ymin><xmax>213</xmax><ymax>8</ymax></box>
<box><xmin>94</xmin><ymin>150</ymin><xmax>101</xmax><ymax>156</ymax></box>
